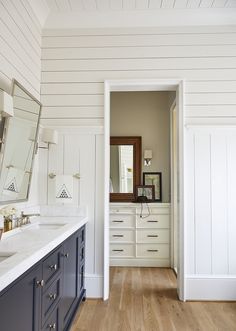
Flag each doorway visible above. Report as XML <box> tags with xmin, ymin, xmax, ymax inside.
<box><xmin>104</xmin><ymin>79</ymin><xmax>185</xmax><ymax>301</ymax></box>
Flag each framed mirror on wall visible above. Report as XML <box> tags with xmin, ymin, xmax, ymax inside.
<box><xmin>110</xmin><ymin>136</ymin><xmax>141</xmax><ymax>202</ymax></box>
<box><xmin>0</xmin><ymin>80</ymin><xmax>42</xmax><ymax>204</ymax></box>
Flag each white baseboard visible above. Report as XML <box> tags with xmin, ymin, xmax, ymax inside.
<box><xmin>85</xmin><ymin>274</ymin><xmax>103</xmax><ymax>298</ymax></box>
<box><xmin>110</xmin><ymin>258</ymin><xmax>170</xmax><ymax>267</ymax></box>
<box><xmin>186</xmin><ymin>275</ymin><xmax>236</xmax><ymax>301</ymax></box>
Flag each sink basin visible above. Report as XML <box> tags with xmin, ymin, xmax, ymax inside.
<box><xmin>24</xmin><ymin>223</ymin><xmax>67</xmax><ymax>231</ymax></box>
<box><xmin>0</xmin><ymin>252</ymin><xmax>16</xmax><ymax>263</ymax></box>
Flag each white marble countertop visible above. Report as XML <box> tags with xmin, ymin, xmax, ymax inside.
<box><xmin>0</xmin><ymin>216</ymin><xmax>87</xmax><ymax>293</ymax></box>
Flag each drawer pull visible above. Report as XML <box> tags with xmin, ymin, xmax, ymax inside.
<box><xmin>49</xmin><ymin>293</ymin><xmax>57</xmax><ymax>300</ymax></box>
<box><xmin>64</xmin><ymin>253</ymin><xmax>69</xmax><ymax>258</ymax></box>
<box><xmin>36</xmin><ymin>279</ymin><xmax>44</xmax><ymax>287</ymax></box>
<box><xmin>48</xmin><ymin>323</ymin><xmax>56</xmax><ymax>330</ymax></box>
<box><xmin>147</xmin><ymin>249</ymin><xmax>159</xmax><ymax>252</ymax></box>
<box><xmin>112</xmin><ymin>235</ymin><xmax>124</xmax><ymax>237</ymax></box>
<box><xmin>112</xmin><ymin>249</ymin><xmax>124</xmax><ymax>252</ymax></box>
<box><xmin>147</xmin><ymin>235</ymin><xmax>158</xmax><ymax>238</ymax></box>
<box><xmin>49</xmin><ymin>264</ymin><xmax>57</xmax><ymax>271</ymax></box>
<box><xmin>112</xmin><ymin>220</ymin><xmax>124</xmax><ymax>223</ymax></box>
<box><xmin>147</xmin><ymin>220</ymin><xmax>158</xmax><ymax>223</ymax></box>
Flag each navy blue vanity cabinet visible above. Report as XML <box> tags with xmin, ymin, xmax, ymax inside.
<box><xmin>60</xmin><ymin>225</ymin><xmax>86</xmax><ymax>331</ymax></box>
<box><xmin>0</xmin><ymin>263</ymin><xmax>42</xmax><ymax>331</ymax></box>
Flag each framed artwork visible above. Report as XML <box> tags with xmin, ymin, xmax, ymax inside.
<box><xmin>143</xmin><ymin>172</ymin><xmax>162</xmax><ymax>202</ymax></box>
<box><xmin>135</xmin><ymin>185</ymin><xmax>155</xmax><ymax>202</ymax></box>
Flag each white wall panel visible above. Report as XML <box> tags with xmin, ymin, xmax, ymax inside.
<box><xmin>194</xmin><ymin>133</ymin><xmax>212</xmax><ymax>274</ymax></box>
<box><xmin>41</xmin><ymin>26</ymin><xmax>236</xmax><ymax>298</ymax></box>
<box><xmin>227</xmin><ymin>133</ymin><xmax>236</xmax><ymax>274</ymax></box>
<box><xmin>211</xmin><ymin>133</ymin><xmax>228</xmax><ymax>274</ymax></box>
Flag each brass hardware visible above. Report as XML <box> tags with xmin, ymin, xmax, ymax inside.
<box><xmin>49</xmin><ymin>293</ymin><xmax>57</xmax><ymax>300</ymax></box>
<box><xmin>73</xmin><ymin>173</ymin><xmax>80</xmax><ymax>179</ymax></box>
<box><xmin>48</xmin><ymin>173</ymin><xmax>56</xmax><ymax>179</ymax></box>
<box><xmin>49</xmin><ymin>264</ymin><xmax>57</xmax><ymax>271</ymax></box>
<box><xmin>64</xmin><ymin>253</ymin><xmax>69</xmax><ymax>258</ymax></box>
<box><xmin>6</xmin><ymin>165</ymin><xmax>14</xmax><ymax>169</ymax></box>
<box><xmin>48</xmin><ymin>323</ymin><xmax>56</xmax><ymax>330</ymax></box>
<box><xmin>36</xmin><ymin>279</ymin><xmax>44</xmax><ymax>287</ymax></box>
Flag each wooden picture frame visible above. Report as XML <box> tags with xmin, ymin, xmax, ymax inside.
<box><xmin>143</xmin><ymin>172</ymin><xmax>162</xmax><ymax>202</ymax></box>
<box><xmin>135</xmin><ymin>185</ymin><xmax>155</xmax><ymax>202</ymax></box>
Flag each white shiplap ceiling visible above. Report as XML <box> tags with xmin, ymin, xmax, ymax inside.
<box><xmin>39</xmin><ymin>0</ymin><xmax>236</xmax><ymax>28</ymax></box>
<box><xmin>45</xmin><ymin>0</ymin><xmax>236</xmax><ymax>11</ymax></box>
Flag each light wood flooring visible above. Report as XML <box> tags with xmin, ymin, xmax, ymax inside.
<box><xmin>71</xmin><ymin>267</ymin><xmax>236</xmax><ymax>331</ymax></box>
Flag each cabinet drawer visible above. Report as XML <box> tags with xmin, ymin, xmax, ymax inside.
<box><xmin>136</xmin><ymin>214</ymin><xmax>169</xmax><ymax>228</ymax></box>
<box><xmin>137</xmin><ymin>229</ymin><xmax>169</xmax><ymax>243</ymax></box>
<box><xmin>136</xmin><ymin>206</ymin><xmax>170</xmax><ymax>215</ymax></box>
<box><xmin>42</xmin><ymin>306</ymin><xmax>60</xmax><ymax>331</ymax></box>
<box><xmin>110</xmin><ymin>214</ymin><xmax>135</xmax><ymax>228</ymax></box>
<box><xmin>42</xmin><ymin>275</ymin><xmax>62</xmax><ymax>325</ymax></box>
<box><xmin>110</xmin><ymin>244</ymin><xmax>135</xmax><ymax>257</ymax></box>
<box><xmin>42</xmin><ymin>246</ymin><xmax>62</xmax><ymax>286</ymax></box>
<box><xmin>110</xmin><ymin>207</ymin><xmax>135</xmax><ymax>214</ymax></box>
<box><xmin>110</xmin><ymin>229</ymin><xmax>134</xmax><ymax>243</ymax></box>
<box><xmin>137</xmin><ymin>244</ymin><xmax>169</xmax><ymax>258</ymax></box>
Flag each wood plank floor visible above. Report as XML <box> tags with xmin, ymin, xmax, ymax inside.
<box><xmin>71</xmin><ymin>267</ymin><xmax>236</xmax><ymax>331</ymax></box>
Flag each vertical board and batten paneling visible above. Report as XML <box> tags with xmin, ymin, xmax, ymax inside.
<box><xmin>227</xmin><ymin>133</ymin><xmax>236</xmax><ymax>275</ymax></box>
<box><xmin>45</xmin><ymin>131</ymin><xmax>97</xmax><ymax>283</ymax></box>
<box><xmin>0</xmin><ymin>0</ymin><xmax>42</xmax><ymax>208</ymax></box>
<box><xmin>186</xmin><ymin>128</ymin><xmax>236</xmax><ymax>278</ymax></box>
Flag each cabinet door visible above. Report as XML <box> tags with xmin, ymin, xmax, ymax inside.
<box><xmin>60</xmin><ymin>231</ymin><xmax>79</xmax><ymax>329</ymax></box>
<box><xmin>0</xmin><ymin>264</ymin><xmax>42</xmax><ymax>331</ymax></box>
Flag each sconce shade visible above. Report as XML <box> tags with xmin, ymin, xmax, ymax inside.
<box><xmin>144</xmin><ymin>150</ymin><xmax>152</xmax><ymax>159</ymax></box>
<box><xmin>42</xmin><ymin>128</ymin><xmax>58</xmax><ymax>145</ymax></box>
<box><xmin>0</xmin><ymin>90</ymin><xmax>14</xmax><ymax>117</ymax></box>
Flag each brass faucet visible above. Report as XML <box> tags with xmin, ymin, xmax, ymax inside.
<box><xmin>16</xmin><ymin>212</ymin><xmax>40</xmax><ymax>227</ymax></box>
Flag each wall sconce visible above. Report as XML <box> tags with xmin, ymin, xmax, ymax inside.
<box><xmin>144</xmin><ymin>150</ymin><xmax>152</xmax><ymax>167</ymax></box>
<box><xmin>0</xmin><ymin>90</ymin><xmax>14</xmax><ymax>117</ymax></box>
<box><xmin>38</xmin><ymin>128</ymin><xmax>58</xmax><ymax>150</ymax></box>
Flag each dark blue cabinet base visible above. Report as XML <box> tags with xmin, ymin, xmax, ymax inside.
<box><xmin>0</xmin><ymin>225</ymin><xmax>86</xmax><ymax>331</ymax></box>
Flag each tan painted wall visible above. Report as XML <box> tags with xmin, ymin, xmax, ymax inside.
<box><xmin>110</xmin><ymin>91</ymin><xmax>172</xmax><ymax>202</ymax></box>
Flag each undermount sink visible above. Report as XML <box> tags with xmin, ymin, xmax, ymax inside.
<box><xmin>0</xmin><ymin>252</ymin><xmax>16</xmax><ymax>263</ymax></box>
<box><xmin>24</xmin><ymin>223</ymin><xmax>67</xmax><ymax>231</ymax></box>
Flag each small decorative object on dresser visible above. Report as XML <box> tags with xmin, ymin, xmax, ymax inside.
<box><xmin>136</xmin><ymin>185</ymin><xmax>155</xmax><ymax>202</ymax></box>
<box><xmin>143</xmin><ymin>172</ymin><xmax>162</xmax><ymax>202</ymax></box>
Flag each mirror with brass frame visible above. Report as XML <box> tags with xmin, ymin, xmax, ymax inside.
<box><xmin>110</xmin><ymin>136</ymin><xmax>141</xmax><ymax>202</ymax></box>
<box><xmin>0</xmin><ymin>80</ymin><xmax>42</xmax><ymax>204</ymax></box>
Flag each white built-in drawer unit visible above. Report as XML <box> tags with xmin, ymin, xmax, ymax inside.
<box><xmin>109</xmin><ymin>203</ymin><xmax>170</xmax><ymax>267</ymax></box>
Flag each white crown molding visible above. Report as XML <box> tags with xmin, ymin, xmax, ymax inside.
<box><xmin>44</xmin><ymin>8</ymin><xmax>236</xmax><ymax>29</ymax></box>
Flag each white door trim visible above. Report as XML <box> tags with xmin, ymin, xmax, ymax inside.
<box><xmin>104</xmin><ymin>79</ymin><xmax>185</xmax><ymax>301</ymax></box>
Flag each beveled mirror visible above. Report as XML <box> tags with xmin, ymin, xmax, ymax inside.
<box><xmin>0</xmin><ymin>80</ymin><xmax>41</xmax><ymax>204</ymax></box>
<box><xmin>110</xmin><ymin>136</ymin><xmax>141</xmax><ymax>202</ymax></box>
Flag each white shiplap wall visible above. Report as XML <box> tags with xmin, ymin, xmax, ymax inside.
<box><xmin>41</xmin><ymin>26</ymin><xmax>236</xmax><ymax>299</ymax></box>
<box><xmin>0</xmin><ymin>0</ymin><xmax>42</xmax><ymax>207</ymax></box>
